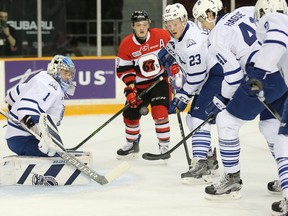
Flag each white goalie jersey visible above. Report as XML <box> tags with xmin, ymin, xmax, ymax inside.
<box><xmin>5</xmin><ymin>71</ymin><xmax>65</xmax><ymax>139</ymax></box>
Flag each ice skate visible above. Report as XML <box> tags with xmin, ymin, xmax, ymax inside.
<box><xmin>158</xmin><ymin>143</ymin><xmax>171</xmax><ymax>160</ymax></box>
<box><xmin>207</xmin><ymin>147</ymin><xmax>219</xmax><ymax>176</ymax></box>
<box><xmin>116</xmin><ymin>134</ymin><xmax>141</xmax><ymax>160</ymax></box>
<box><xmin>272</xmin><ymin>198</ymin><xmax>288</xmax><ymax>216</ymax></box>
<box><xmin>181</xmin><ymin>158</ymin><xmax>213</xmax><ymax>184</ymax></box>
<box><xmin>205</xmin><ymin>171</ymin><xmax>243</xmax><ymax>200</ymax></box>
<box><xmin>268</xmin><ymin>180</ymin><xmax>281</xmax><ymax>195</ymax></box>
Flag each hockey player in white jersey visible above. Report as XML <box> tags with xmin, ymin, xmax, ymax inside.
<box><xmin>5</xmin><ymin>55</ymin><xmax>76</xmax><ymax>157</ymax></box>
<box><xmin>246</xmin><ymin>0</ymin><xmax>288</xmax><ymax>215</ymax></box>
<box><xmin>160</xmin><ymin>2</ymin><xmax>223</xmax><ymax>184</ymax></box>
<box><xmin>203</xmin><ymin>0</ymin><xmax>288</xmax><ymax>202</ymax></box>
<box><xmin>2</xmin><ymin>55</ymin><xmax>93</xmax><ymax>186</ymax></box>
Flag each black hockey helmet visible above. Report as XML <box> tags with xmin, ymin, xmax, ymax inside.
<box><xmin>131</xmin><ymin>10</ymin><xmax>151</xmax><ymax>23</ymax></box>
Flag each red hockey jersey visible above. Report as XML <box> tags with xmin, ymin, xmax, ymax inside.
<box><xmin>116</xmin><ymin>28</ymin><xmax>171</xmax><ymax>89</ymax></box>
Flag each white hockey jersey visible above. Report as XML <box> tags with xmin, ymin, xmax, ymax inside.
<box><xmin>253</xmin><ymin>12</ymin><xmax>288</xmax><ymax>76</ymax></box>
<box><xmin>5</xmin><ymin>71</ymin><xmax>65</xmax><ymax>139</ymax></box>
<box><xmin>208</xmin><ymin>6</ymin><xmax>258</xmax><ymax>99</ymax></box>
<box><xmin>171</xmin><ymin>21</ymin><xmax>210</xmax><ymax>95</ymax></box>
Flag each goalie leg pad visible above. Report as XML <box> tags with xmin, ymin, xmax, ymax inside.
<box><xmin>0</xmin><ymin>152</ymin><xmax>93</xmax><ymax>186</ymax></box>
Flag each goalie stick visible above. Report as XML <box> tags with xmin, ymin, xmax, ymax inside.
<box><xmin>0</xmin><ymin>110</ymin><xmax>130</xmax><ymax>185</ymax></box>
<box><xmin>67</xmin><ymin>76</ymin><xmax>164</xmax><ymax>151</ymax></box>
<box><xmin>142</xmin><ymin>114</ymin><xmax>214</xmax><ymax>160</ymax></box>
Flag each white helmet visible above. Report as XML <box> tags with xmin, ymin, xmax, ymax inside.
<box><xmin>163</xmin><ymin>3</ymin><xmax>188</xmax><ymax>22</ymax></box>
<box><xmin>255</xmin><ymin>0</ymin><xmax>288</xmax><ymax>21</ymax></box>
<box><xmin>47</xmin><ymin>55</ymin><xmax>76</xmax><ymax>95</ymax></box>
<box><xmin>192</xmin><ymin>0</ymin><xmax>223</xmax><ymax>20</ymax></box>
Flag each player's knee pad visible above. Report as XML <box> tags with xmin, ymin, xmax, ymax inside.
<box><xmin>186</xmin><ymin>114</ymin><xmax>210</xmax><ymax>132</ymax></box>
<box><xmin>216</xmin><ymin>110</ymin><xmax>246</xmax><ymax>139</ymax></box>
<box><xmin>259</xmin><ymin>119</ymin><xmax>280</xmax><ymax>144</ymax></box>
<box><xmin>124</xmin><ymin>118</ymin><xmax>140</xmax><ymax>126</ymax></box>
<box><xmin>151</xmin><ymin>105</ymin><xmax>168</xmax><ymax>120</ymax></box>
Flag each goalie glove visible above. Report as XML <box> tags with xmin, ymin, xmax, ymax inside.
<box><xmin>38</xmin><ymin>136</ymin><xmax>57</xmax><ymax>157</ymax></box>
<box><xmin>21</xmin><ymin>115</ymin><xmax>40</xmax><ymax>135</ymax></box>
<box><xmin>169</xmin><ymin>89</ymin><xmax>192</xmax><ymax>114</ymax></box>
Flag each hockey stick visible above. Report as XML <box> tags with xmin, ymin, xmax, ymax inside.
<box><xmin>167</xmin><ymin>70</ymin><xmax>191</xmax><ymax>166</ymax></box>
<box><xmin>250</xmin><ymin>79</ymin><xmax>282</xmax><ymax>121</ymax></box>
<box><xmin>67</xmin><ymin>76</ymin><xmax>164</xmax><ymax>151</ymax></box>
<box><xmin>0</xmin><ymin>110</ymin><xmax>129</xmax><ymax>185</ymax></box>
<box><xmin>142</xmin><ymin>114</ymin><xmax>214</xmax><ymax>160</ymax></box>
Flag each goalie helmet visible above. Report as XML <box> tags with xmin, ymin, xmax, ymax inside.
<box><xmin>131</xmin><ymin>10</ymin><xmax>151</xmax><ymax>24</ymax></box>
<box><xmin>255</xmin><ymin>0</ymin><xmax>288</xmax><ymax>21</ymax></box>
<box><xmin>163</xmin><ymin>3</ymin><xmax>188</xmax><ymax>22</ymax></box>
<box><xmin>47</xmin><ymin>55</ymin><xmax>76</xmax><ymax>96</ymax></box>
<box><xmin>192</xmin><ymin>0</ymin><xmax>223</xmax><ymax>21</ymax></box>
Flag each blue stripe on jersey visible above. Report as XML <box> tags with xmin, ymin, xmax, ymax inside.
<box><xmin>186</xmin><ymin>80</ymin><xmax>205</xmax><ymax>85</ymax></box>
<box><xmin>9</xmin><ymin>91</ymin><xmax>15</xmax><ymax>103</ymax></box>
<box><xmin>186</xmin><ymin>70</ymin><xmax>206</xmax><ymax>77</ymax></box>
<box><xmin>16</xmin><ymin>85</ymin><xmax>20</xmax><ymax>95</ymax></box>
<box><xmin>18</xmin><ymin>107</ymin><xmax>40</xmax><ymax>115</ymax></box>
<box><xmin>10</xmin><ymin>111</ymin><xmax>19</xmax><ymax>120</ymax></box>
<box><xmin>8</xmin><ymin>121</ymin><xmax>26</xmax><ymax>131</ymax></box>
<box><xmin>264</xmin><ymin>39</ymin><xmax>287</xmax><ymax>48</ymax></box>
<box><xmin>268</xmin><ymin>29</ymin><xmax>288</xmax><ymax>37</ymax></box>
<box><xmin>225</xmin><ymin>67</ymin><xmax>241</xmax><ymax>76</ymax></box>
<box><xmin>20</xmin><ymin>97</ymin><xmax>45</xmax><ymax>113</ymax></box>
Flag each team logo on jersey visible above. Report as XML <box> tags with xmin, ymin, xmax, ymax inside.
<box><xmin>32</xmin><ymin>174</ymin><xmax>59</xmax><ymax>186</ymax></box>
<box><xmin>49</xmin><ymin>81</ymin><xmax>58</xmax><ymax>90</ymax></box>
<box><xmin>186</xmin><ymin>39</ymin><xmax>196</xmax><ymax>48</ymax></box>
<box><xmin>141</xmin><ymin>44</ymin><xmax>149</xmax><ymax>52</ymax></box>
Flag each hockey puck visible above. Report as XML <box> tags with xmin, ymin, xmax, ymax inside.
<box><xmin>139</xmin><ymin>106</ymin><xmax>149</xmax><ymax>116</ymax></box>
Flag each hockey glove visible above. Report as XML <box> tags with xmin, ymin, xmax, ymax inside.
<box><xmin>279</xmin><ymin>99</ymin><xmax>288</xmax><ymax>135</ymax></box>
<box><xmin>169</xmin><ymin>63</ymin><xmax>180</xmax><ymax>76</ymax></box>
<box><xmin>245</xmin><ymin>63</ymin><xmax>267</xmax><ymax>80</ymax></box>
<box><xmin>38</xmin><ymin>136</ymin><xmax>57</xmax><ymax>157</ymax></box>
<box><xmin>124</xmin><ymin>86</ymin><xmax>142</xmax><ymax>108</ymax></box>
<box><xmin>169</xmin><ymin>89</ymin><xmax>191</xmax><ymax>114</ymax></box>
<box><xmin>241</xmin><ymin>76</ymin><xmax>263</xmax><ymax>97</ymax></box>
<box><xmin>205</xmin><ymin>94</ymin><xmax>229</xmax><ymax>123</ymax></box>
<box><xmin>158</xmin><ymin>48</ymin><xmax>175</xmax><ymax>67</ymax></box>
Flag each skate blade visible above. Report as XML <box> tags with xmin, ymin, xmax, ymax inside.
<box><xmin>205</xmin><ymin>191</ymin><xmax>242</xmax><ymax>200</ymax></box>
<box><xmin>268</xmin><ymin>190</ymin><xmax>282</xmax><ymax>196</ymax></box>
<box><xmin>116</xmin><ymin>153</ymin><xmax>139</xmax><ymax>160</ymax></box>
<box><xmin>181</xmin><ymin>175</ymin><xmax>213</xmax><ymax>185</ymax></box>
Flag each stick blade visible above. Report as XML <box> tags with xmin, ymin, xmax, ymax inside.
<box><xmin>142</xmin><ymin>152</ymin><xmax>166</xmax><ymax>161</ymax></box>
<box><xmin>104</xmin><ymin>161</ymin><xmax>130</xmax><ymax>183</ymax></box>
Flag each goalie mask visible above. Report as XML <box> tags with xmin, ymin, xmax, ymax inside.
<box><xmin>192</xmin><ymin>0</ymin><xmax>223</xmax><ymax>21</ymax></box>
<box><xmin>255</xmin><ymin>0</ymin><xmax>288</xmax><ymax>22</ymax></box>
<box><xmin>47</xmin><ymin>55</ymin><xmax>76</xmax><ymax>96</ymax></box>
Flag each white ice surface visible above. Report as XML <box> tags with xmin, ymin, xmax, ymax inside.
<box><xmin>0</xmin><ymin>113</ymin><xmax>280</xmax><ymax>216</ymax></box>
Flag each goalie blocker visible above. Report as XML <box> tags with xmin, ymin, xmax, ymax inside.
<box><xmin>0</xmin><ymin>151</ymin><xmax>93</xmax><ymax>186</ymax></box>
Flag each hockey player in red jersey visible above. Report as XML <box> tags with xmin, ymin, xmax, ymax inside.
<box><xmin>116</xmin><ymin>10</ymin><xmax>172</xmax><ymax>160</ymax></box>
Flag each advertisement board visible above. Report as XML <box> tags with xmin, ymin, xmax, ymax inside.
<box><xmin>4</xmin><ymin>58</ymin><xmax>116</xmax><ymax>101</ymax></box>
